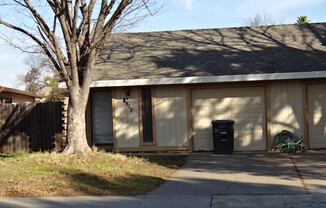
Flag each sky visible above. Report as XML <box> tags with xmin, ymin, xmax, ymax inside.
<box><xmin>0</xmin><ymin>0</ymin><xmax>325</xmax><ymax>89</ymax></box>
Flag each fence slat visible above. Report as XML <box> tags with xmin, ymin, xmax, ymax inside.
<box><xmin>0</xmin><ymin>102</ymin><xmax>64</xmax><ymax>153</ymax></box>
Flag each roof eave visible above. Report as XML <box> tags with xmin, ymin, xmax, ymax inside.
<box><xmin>0</xmin><ymin>86</ymin><xmax>43</xmax><ymax>98</ymax></box>
<box><xmin>89</xmin><ymin>71</ymin><xmax>326</xmax><ymax>88</ymax></box>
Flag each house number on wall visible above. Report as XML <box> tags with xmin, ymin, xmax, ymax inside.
<box><xmin>123</xmin><ymin>88</ymin><xmax>133</xmax><ymax>112</ymax></box>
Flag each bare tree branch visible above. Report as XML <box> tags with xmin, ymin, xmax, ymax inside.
<box><xmin>0</xmin><ymin>19</ymin><xmax>60</xmax><ymax>70</ymax></box>
<box><xmin>0</xmin><ymin>0</ymin><xmax>165</xmax><ymax>155</ymax></box>
<box><xmin>141</xmin><ymin>0</ymin><xmax>152</xmax><ymax>16</ymax></box>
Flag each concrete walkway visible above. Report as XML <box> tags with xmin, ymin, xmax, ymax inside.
<box><xmin>1</xmin><ymin>151</ymin><xmax>326</xmax><ymax>207</ymax></box>
<box><xmin>1</xmin><ymin>194</ymin><xmax>326</xmax><ymax>208</ymax></box>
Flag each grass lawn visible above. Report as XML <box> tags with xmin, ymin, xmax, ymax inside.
<box><xmin>0</xmin><ymin>151</ymin><xmax>188</xmax><ymax>197</ymax></box>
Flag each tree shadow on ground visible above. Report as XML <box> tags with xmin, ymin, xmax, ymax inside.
<box><xmin>132</xmin><ymin>155</ymin><xmax>188</xmax><ymax>169</ymax></box>
<box><xmin>59</xmin><ymin>170</ymin><xmax>164</xmax><ymax>196</ymax></box>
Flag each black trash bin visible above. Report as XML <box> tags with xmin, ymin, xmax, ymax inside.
<box><xmin>211</xmin><ymin>120</ymin><xmax>235</xmax><ymax>154</ymax></box>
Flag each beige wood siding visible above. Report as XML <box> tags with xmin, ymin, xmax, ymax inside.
<box><xmin>115</xmin><ymin>88</ymin><xmax>140</xmax><ymax>148</ymax></box>
<box><xmin>192</xmin><ymin>87</ymin><xmax>266</xmax><ymax>151</ymax></box>
<box><xmin>12</xmin><ymin>94</ymin><xmax>34</xmax><ymax>104</ymax></box>
<box><xmin>154</xmin><ymin>86</ymin><xmax>188</xmax><ymax>147</ymax></box>
<box><xmin>270</xmin><ymin>81</ymin><xmax>304</xmax><ymax>141</ymax></box>
<box><xmin>308</xmin><ymin>83</ymin><xmax>326</xmax><ymax>148</ymax></box>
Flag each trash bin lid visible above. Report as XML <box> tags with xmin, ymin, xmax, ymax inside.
<box><xmin>211</xmin><ymin>120</ymin><xmax>235</xmax><ymax>125</ymax></box>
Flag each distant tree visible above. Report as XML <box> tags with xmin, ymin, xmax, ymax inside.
<box><xmin>17</xmin><ymin>67</ymin><xmax>41</xmax><ymax>94</ymax></box>
<box><xmin>244</xmin><ymin>13</ymin><xmax>284</xmax><ymax>26</ymax></box>
<box><xmin>25</xmin><ymin>53</ymin><xmax>57</xmax><ymax>74</ymax></box>
<box><xmin>43</xmin><ymin>75</ymin><xmax>67</xmax><ymax>102</ymax></box>
<box><xmin>18</xmin><ymin>57</ymin><xmax>67</xmax><ymax>100</ymax></box>
<box><xmin>296</xmin><ymin>16</ymin><xmax>310</xmax><ymax>24</ymax></box>
<box><xmin>17</xmin><ymin>52</ymin><xmax>55</xmax><ymax>94</ymax></box>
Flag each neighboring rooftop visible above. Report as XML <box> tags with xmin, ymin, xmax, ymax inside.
<box><xmin>0</xmin><ymin>86</ymin><xmax>42</xmax><ymax>98</ymax></box>
<box><xmin>94</xmin><ymin>23</ymin><xmax>326</xmax><ymax>81</ymax></box>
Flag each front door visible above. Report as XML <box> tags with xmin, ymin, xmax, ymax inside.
<box><xmin>91</xmin><ymin>91</ymin><xmax>113</xmax><ymax>144</ymax></box>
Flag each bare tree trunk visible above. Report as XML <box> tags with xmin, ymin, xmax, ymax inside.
<box><xmin>63</xmin><ymin>92</ymin><xmax>91</xmax><ymax>154</ymax></box>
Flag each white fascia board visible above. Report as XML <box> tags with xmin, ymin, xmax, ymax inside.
<box><xmin>90</xmin><ymin>71</ymin><xmax>326</xmax><ymax>88</ymax></box>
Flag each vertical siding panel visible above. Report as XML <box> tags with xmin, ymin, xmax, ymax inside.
<box><xmin>154</xmin><ymin>87</ymin><xmax>159</xmax><ymax>146</ymax></box>
<box><xmin>152</xmin><ymin>86</ymin><xmax>189</xmax><ymax>147</ymax></box>
<box><xmin>288</xmin><ymin>81</ymin><xmax>302</xmax><ymax>137</ymax></box>
<box><xmin>129</xmin><ymin>88</ymin><xmax>134</xmax><ymax>148</ymax></box>
<box><xmin>181</xmin><ymin>88</ymin><xmax>188</xmax><ymax>146</ymax></box>
<box><xmin>132</xmin><ymin>88</ymin><xmax>138</xmax><ymax>147</ymax></box>
<box><xmin>173</xmin><ymin>87</ymin><xmax>179</xmax><ymax>146</ymax></box>
<box><xmin>123</xmin><ymin>88</ymin><xmax>128</xmax><ymax>148</ymax></box>
<box><xmin>278</xmin><ymin>82</ymin><xmax>283</xmax><ymax>138</ymax></box>
<box><xmin>271</xmin><ymin>81</ymin><xmax>279</xmax><ymax>139</ymax></box>
<box><xmin>161</xmin><ymin>87</ymin><xmax>166</xmax><ymax>146</ymax></box>
<box><xmin>166</xmin><ymin>88</ymin><xmax>174</xmax><ymax>146</ymax></box>
<box><xmin>160</xmin><ymin>87</ymin><xmax>165</xmax><ymax>146</ymax></box>
<box><xmin>155</xmin><ymin>87</ymin><xmax>164</xmax><ymax>146</ymax></box>
<box><xmin>287</xmin><ymin>83</ymin><xmax>292</xmax><ymax>132</ymax></box>
<box><xmin>114</xmin><ymin>87</ymin><xmax>140</xmax><ymax>148</ymax></box>
<box><xmin>308</xmin><ymin>84</ymin><xmax>326</xmax><ymax>148</ymax></box>
<box><xmin>178</xmin><ymin>87</ymin><xmax>184</xmax><ymax>146</ymax></box>
<box><xmin>175</xmin><ymin>87</ymin><xmax>182</xmax><ymax>146</ymax></box>
<box><xmin>135</xmin><ymin>88</ymin><xmax>140</xmax><ymax>147</ymax></box>
<box><xmin>297</xmin><ymin>83</ymin><xmax>304</xmax><ymax>138</ymax></box>
<box><xmin>177</xmin><ymin>87</ymin><xmax>186</xmax><ymax>146</ymax></box>
<box><xmin>163</xmin><ymin>87</ymin><xmax>168</xmax><ymax>146</ymax></box>
<box><xmin>127</xmin><ymin>89</ymin><xmax>132</xmax><ymax>148</ymax></box>
<box><xmin>121</xmin><ymin>88</ymin><xmax>127</xmax><ymax>148</ymax></box>
<box><xmin>123</xmin><ymin>88</ymin><xmax>128</xmax><ymax>147</ymax></box>
<box><xmin>270</xmin><ymin>85</ymin><xmax>275</xmax><ymax>142</ymax></box>
<box><xmin>291</xmin><ymin>83</ymin><xmax>297</xmax><ymax>133</ymax></box>
<box><xmin>161</xmin><ymin>87</ymin><xmax>167</xmax><ymax>146</ymax></box>
<box><xmin>124</xmin><ymin>88</ymin><xmax>129</xmax><ymax>148</ymax></box>
<box><xmin>118</xmin><ymin>88</ymin><xmax>123</xmax><ymax>148</ymax></box>
<box><xmin>131</xmin><ymin>88</ymin><xmax>140</xmax><ymax>147</ymax></box>
<box><xmin>170</xmin><ymin>88</ymin><xmax>177</xmax><ymax>146</ymax></box>
<box><xmin>116</xmin><ymin>89</ymin><xmax>124</xmax><ymax>147</ymax></box>
<box><xmin>115</xmin><ymin>89</ymin><xmax>121</xmax><ymax>148</ymax></box>
<box><xmin>270</xmin><ymin>81</ymin><xmax>304</xmax><ymax>140</ymax></box>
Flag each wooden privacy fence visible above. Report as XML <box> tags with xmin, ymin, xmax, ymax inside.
<box><xmin>0</xmin><ymin>102</ymin><xmax>65</xmax><ymax>153</ymax></box>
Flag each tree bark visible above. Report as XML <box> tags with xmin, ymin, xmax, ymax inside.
<box><xmin>62</xmin><ymin>92</ymin><xmax>91</xmax><ymax>154</ymax></box>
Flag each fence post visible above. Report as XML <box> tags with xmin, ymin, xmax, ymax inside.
<box><xmin>61</xmin><ymin>97</ymin><xmax>69</xmax><ymax>147</ymax></box>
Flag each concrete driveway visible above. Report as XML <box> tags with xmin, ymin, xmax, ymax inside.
<box><xmin>290</xmin><ymin>150</ymin><xmax>326</xmax><ymax>194</ymax></box>
<box><xmin>150</xmin><ymin>152</ymin><xmax>311</xmax><ymax>195</ymax></box>
<box><xmin>1</xmin><ymin>151</ymin><xmax>326</xmax><ymax>208</ymax></box>
<box><xmin>148</xmin><ymin>151</ymin><xmax>326</xmax><ymax>208</ymax></box>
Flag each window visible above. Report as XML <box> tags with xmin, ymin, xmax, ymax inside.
<box><xmin>141</xmin><ymin>88</ymin><xmax>154</xmax><ymax>143</ymax></box>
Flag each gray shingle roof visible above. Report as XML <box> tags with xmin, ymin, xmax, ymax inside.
<box><xmin>94</xmin><ymin>23</ymin><xmax>326</xmax><ymax>81</ymax></box>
